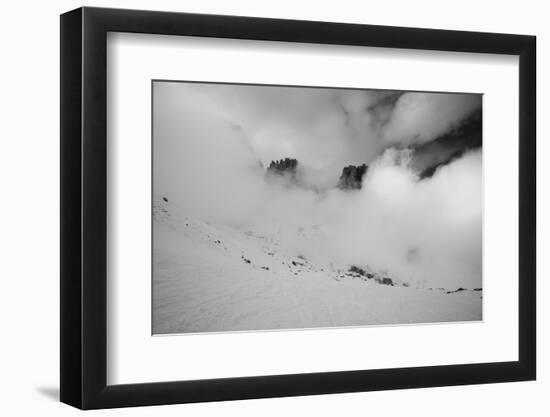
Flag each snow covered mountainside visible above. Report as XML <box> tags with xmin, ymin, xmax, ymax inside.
<box><xmin>153</xmin><ymin>198</ymin><xmax>482</xmax><ymax>335</ymax></box>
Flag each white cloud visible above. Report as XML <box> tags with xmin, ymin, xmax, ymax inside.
<box><xmin>383</xmin><ymin>92</ymin><xmax>482</xmax><ymax>146</ymax></box>
<box><xmin>153</xmin><ymin>82</ymin><xmax>482</xmax><ymax>289</ymax></box>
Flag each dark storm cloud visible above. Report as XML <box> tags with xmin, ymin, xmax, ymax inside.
<box><xmin>382</xmin><ymin>92</ymin><xmax>481</xmax><ymax>146</ymax></box>
<box><xmin>411</xmin><ymin>109</ymin><xmax>482</xmax><ymax>179</ymax></box>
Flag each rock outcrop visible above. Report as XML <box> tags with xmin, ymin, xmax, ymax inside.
<box><xmin>266</xmin><ymin>158</ymin><xmax>299</xmax><ymax>184</ymax></box>
<box><xmin>412</xmin><ymin>109</ymin><xmax>482</xmax><ymax>179</ymax></box>
<box><xmin>337</xmin><ymin>164</ymin><xmax>368</xmax><ymax>190</ymax></box>
<box><xmin>267</xmin><ymin>158</ymin><xmax>298</xmax><ymax>175</ymax></box>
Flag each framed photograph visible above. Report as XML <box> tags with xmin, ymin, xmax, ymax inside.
<box><xmin>60</xmin><ymin>6</ymin><xmax>536</xmax><ymax>409</ymax></box>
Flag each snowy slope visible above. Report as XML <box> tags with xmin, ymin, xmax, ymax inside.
<box><xmin>153</xmin><ymin>199</ymin><xmax>482</xmax><ymax>334</ymax></box>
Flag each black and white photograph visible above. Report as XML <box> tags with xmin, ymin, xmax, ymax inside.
<box><xmin>152</xmin><ymin>81</ymin><xmax>483</xmax><ymax>335</ymax></box>
<box><xmin>0</xmin><ymin>0</ymin><xmax>543</xmax><ymax>413</ymax></box>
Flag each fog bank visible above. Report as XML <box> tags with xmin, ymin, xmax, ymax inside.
<box><xmin>153</xmin><ymin>82</ymin><xmax>482</xmax><ymax>289</ymax></box>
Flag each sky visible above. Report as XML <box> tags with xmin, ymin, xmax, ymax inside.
<box><xmin>153</xmin><ymin>81</ymin><xmax>483</xmax><ymax>289</ymax></box>
<box><xmin>154</xmin><ymin>81</ymin><xmax>480</xmax><ymax>188</ymax></box>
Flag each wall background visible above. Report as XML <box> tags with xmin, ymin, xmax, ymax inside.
<box><xmin>0</xmin><ymin>0</ymin><xmax>545</xmax><ymax>415</ymax></box>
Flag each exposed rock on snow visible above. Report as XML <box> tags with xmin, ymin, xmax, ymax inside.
<box><xmin>337</xmin><ymin>164</ymin><xmax>369</xmax><ymax>190</ymax></box>
<box><xmin>153</xmin><ymin>198</ymin><xmax>482</xmax><ymax>334</ymax></box>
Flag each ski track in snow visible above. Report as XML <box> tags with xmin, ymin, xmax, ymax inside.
<box><xmin>152</xmin><ymin>200</ymin><xmax>482</xmax><ymax>334</ymax></box>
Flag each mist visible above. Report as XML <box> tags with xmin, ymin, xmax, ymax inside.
<box><xmin>153</xmin><ymin>81</ymin><xmax>482</xmax><ymax>290</ymax></box>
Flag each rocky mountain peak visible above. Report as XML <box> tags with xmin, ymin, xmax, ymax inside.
<box><xmin>267</xmin><ymin>158</ymin><xmax>298</xmax><ymax>175</ymax></box>
<box><xmin>337</xmin><ymin>164</ymin><xmax>368</xmax><ymax>190</ymax></box>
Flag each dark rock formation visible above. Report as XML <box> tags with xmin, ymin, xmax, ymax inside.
<box><xmin>267</xmin><ymin>158</ymin><xmax>298</xmax><ymax>177</ymax></box>
<box><xmin>375</xmin><ymin>277</ymin><xmax>394</xmax><ymax>286</ymax></box>
<box><xmin>346</xmin><ymin>265</ymin><xmax>404</xmax><ymax>287</ymax></box>
<box><xmin>381</xmin><ymin>277</ymin><xmax>393</xmax><ymax>286</ymax></box>
<box><xmin>337</xmin><ymin>164</ymin><xmax>368</xmax><ymax>190</ymax></box>
<box><xmin>413</xmin><ymin>109</ymin><xmax>482</xmax><ymax>179</ymax></box>
<box><xmin>348</xmin><ymin>265</ymin><xmax>367</xmax><ymax>277</ymax></box>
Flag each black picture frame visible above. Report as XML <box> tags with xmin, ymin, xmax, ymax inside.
<box><xmin>60</xmin><ymin>6</ymin><xmax>536</xmax><ymax>410</ymax></box>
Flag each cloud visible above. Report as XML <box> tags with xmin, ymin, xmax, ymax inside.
<box><xmin>153</xmin><ymin>83</ymin><xmax>267</xmax><ymax>226</ymax></box>
<box><xmin>340</xmin><ymin>149</ymin><xmax>482</xmax><ymax>288</ymax></box>
<box><xmin>240</xmin><ymin>148</ymin><xmax>482</xmax><ymax>289</ymax></box>
<box><xmin>167</xmin><ymin>83</ymin><xmax>405</xmax><ymax>188</ymax></box>
<box><xmin>382</xmin><ymin>92</ymin><xmax>482</xmax><ymax>146</ymax></box>
<box><xmin>153</xmin><ymin>82</ymin><xmax>482</xmax><ymax>289</ymax></box>
<box><xmin>167</xmin><ymin>84</ymin><xmax>481</xmax><ymax>187</ymax></box>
